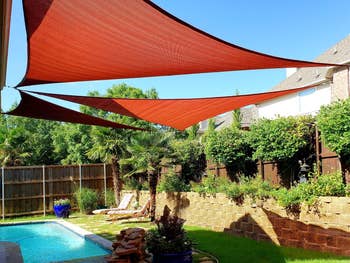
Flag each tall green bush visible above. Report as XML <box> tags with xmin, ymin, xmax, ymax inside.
<box><xmin>250</xmin><ymin>116</ymin><xmax>315</xmax><ymax>161</ymax></box>
<box><xmin>204</xmin><ymin>127</ymin><xmax>255</xmax><ymax>179</ymax></box>
<box><xmin>103</xmin><ymin>188</ymin><xmax>116</xmax><ymax>207</ymax></box>
<box><xmin>249</xmin><ymin>115</ymin><xmax>315</xmax><ymax>186</ymax></box>
<box><xmin>273</xmin><ymin>171</ymin><xmax>346</xmax><ymax>209</ymax></box>
<box><xmin>74</xmin><ymin>187</ymin><xmax>99</xmax><ymax>214</ymax></box>
<box><xmin>157</xmin><ymin>170</ymin><xmax>191</xmax><ymax>192</ymax></box>
<box><xmin>192</xmin><ymin>174</ymin><xmax>231</xmax><ymax>196</ymax></box>
<box><xmin>170</xmin><ymin>139</ymin><xmax>206</xmax><ymax>183</ymax></box>
<box><xmin>317</xmin><ymin>98</ymin><xmax>350</xmax><ymax>177</ymax></box>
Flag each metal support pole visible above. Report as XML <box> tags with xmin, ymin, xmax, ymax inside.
<box><xmin>0</xmin><ymin>0</ymin><xmax>12</xmax><ymax>113</ymax></box>
<box><xmin>42</xmin><ymin>165</ymin><xmax>46</xmax><ymax>216</ymax></box>
<box><xmin>2</xmin><ymin>167</ymin><xmax>5</xmax><ymax>220</ymax></box>
<box><xmin>79</xmin><ymin>164</ymin><xmax>82</xmax><ymax>192</ymax></box>
<box><xmin>103</xmin><ymin>163</ymin><xmax>107</xmax><ymax>206</ymax></box>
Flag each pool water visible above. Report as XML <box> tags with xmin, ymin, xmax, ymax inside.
<box><xmin>0</xmin><ymin>222</ymin><xmax>110</xmax><ymax>263</ymax></box>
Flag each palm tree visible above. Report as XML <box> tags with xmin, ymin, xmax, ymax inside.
<box><xmin>87</xmin><ymin>126</ymin><xmax>131</xmax><ymax>205</ymax></box>
<box><xmin>122</xmin><ymin>130</ymin><xmax>170</xmax><ymax>221</ymax></box>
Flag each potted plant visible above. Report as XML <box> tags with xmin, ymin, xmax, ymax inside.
<box><xmin>53</xmin><ymin>198</ymin><xmax>71</xmax><ymax>218</ymax></box>
<box><xmin>146</xmin><ymin>206</ymin><xmax>193</xmax><ymax>263</ymax></box>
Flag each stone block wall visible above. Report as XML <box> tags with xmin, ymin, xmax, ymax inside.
<box><xmin>133</xmin><ymin>191</ymin><xmax>350</xmax><ymax>256</ymax></box>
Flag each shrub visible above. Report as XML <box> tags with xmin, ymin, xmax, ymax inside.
<box><xmin>103</xmin><ymin>188</ymin><xmax>116</xmax><ymax>207</ymax></box>
<box><xmin>317</xmin><ymin>98</ymin><xmax>350</xmax><ymax>170</ymax></box>
<box><xmin>54</xmin><ymin>198</ymin><xmax>70</xmax><ymax>206</ymax></box>
<box><xmin>240</xmin><ymin>176</ymin><xmax>274</xmax><ymax>201</ymax></box>
<box><xmin>170</xmin><ymin>139</ymin><xmax>206</xmax><ymax>183</ymax></box>
<box><xmin>311</xmin><ymin>171</ymin><xmax>345</xmax><ymax>197</ymax></box>
<box><xmin>249</xmin><ymin>116</ymin><xmax>315</xmax><ymax>162</ymax></box>
<box><xmin>74</xmin><ymin>187</ymin><xmax>99</xmax><ymax>214</ymax></box>
<box><xmin>205</xmin><ymin>127</ymin><xmax>255</xmax><ymax>178</ymax></box>
<box><xmin>157</xmin><ymin>170</ymin><xmax>191</xmax><ymax>192</ymax></box>
<box><xmin>145</xmin><ymin>207</ymin><xmax>192</xmax><ymax>255</ymax></box>
<box><xmin>346</xmin><ymin>184</ymin><xmax>350</xmax><ymax>197</ymax></box>
<box><xmin>224</xmin><ymin>183</ymin><xmax>243</xmax><ymax>202</ymax></box>
<box><xmin>273</xmin><ymin>171</ymin><xmax>346</xmax><ymax>209</ymax></box>
<box><xmin>124</xmin><ymin>176</ymin><xmax>149</xmax><ymax>191</ymax></box>
<box><xmin>192</xmin><ymin>173</ymin><xmax>230</xmax><ymax>196</ymax></box>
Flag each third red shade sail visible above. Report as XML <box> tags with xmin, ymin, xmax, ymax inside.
<box><xmin>6</xmin><ymin>91</ymin><xmax>145</xmax><ymax>131</ymax></box>
<box><xmin>28</xmin><ymin>85</ymin><xmax>315</xmax><ymax>130</ymax></box>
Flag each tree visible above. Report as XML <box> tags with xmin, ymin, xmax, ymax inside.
<box><xmin>200</xmin><ymin>118</ymin><xmax>216</xmax><ymax>146</ymax></box>
<box><xmin>250</xmin><ymin>116</ymin><xmax>314</xmax><ymax>162</ymax></box>
<box><xmin>170</xmin><ymin>139</ymin><xmax>206</xmax><ymax>183</ymax></box>
<box><xmin>88</xmin><ymin>127</ymin><xmax>131</xmax><ymax>205</ymax></box>
<box><xmin>85</xmin><ymin>83</ymin><xmax>158</xmax><ymax>205</ymax></box>
<box><xmin>122</xmin><ymin>130</ymin><xmax>170</xmax><ymax>221</ymax></box>
<box><xmin>52</xmin><ymin>123</ymin><xmax>93</xmax><ymax>165</ymax></box>
<box><xmin>187</xmin><ymin>124</ymin><xmax>199</xmax><ymax>140</ymax></box>
<box><xmin>0</xmin><ymin>116</ymin><xmax>30</xmax><ymax>166</ymax></box>
<box><xmin>0</xmin><ymin>114</ymin><xmax>59</xmax><ymax>166</ymax></box>
<box><xmin>249</xmin><ymin>115</ymin><xmax>315</xmax><ymax>186</ymax></box>
<box><xmin>231</xmin><ymin>109</ymin><xmax>242</xmax><ymax>130</ymax></box>
<box><xmin>317</xmin><ymin>98</ymin><xmax>350</xmax><ymax>181</ymax></box>
<box><xmin>205</xmin><ymin>127</ymin><xmax>255</xmax><ymax>180</ymax></box>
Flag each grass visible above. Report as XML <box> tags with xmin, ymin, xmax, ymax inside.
<box><xmin>1</xmin><ymin>213</ymin><xmax>350</xmax><ymax>263</ymax></box>
<box><xmin>186</xmin><ymin>226</ymin><xmax>350</xmax><ymax>263</ymax></box>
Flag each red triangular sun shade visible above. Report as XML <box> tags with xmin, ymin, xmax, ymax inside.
<box><xmin>29</xmin><ymin>85</ymin><xmax>315</xmax><ymax>130</ymax></box>
<box><xmin>20</xmin><ymin>0</ymin><xmax>338</xmax><ymax>86</ymax></box>
<box><xmin>4</xmin><ymin>91</ymin><xmax>144</xmax><ymax>130</ymax></box>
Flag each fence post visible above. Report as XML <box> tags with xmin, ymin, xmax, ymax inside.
<box><xmin>79</xmin><ymin>164</ymin><xmax>82</xmax><ymax>192</ymax></box>
<box><xmin>2</xmin><ymin>167</ymin><xmax>4</xmax><ymax>220</ymax></box>
<box><xmin>104</xmin><ymin>163</ymin><xmax>107</xmax><ymax>206</ymax></box>
<box><xmin>42</xmin><ymin>165</ymin><xmax>46</xmax><ymax>216</ymax></box>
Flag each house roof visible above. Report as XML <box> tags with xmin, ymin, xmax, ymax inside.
<box><xmin>271</xmin><ymin>35</ymin><xmax>350</xmax><ymax>92</ymax></box>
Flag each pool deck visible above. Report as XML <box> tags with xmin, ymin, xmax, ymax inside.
<box><xmin>53</xmin><ymin>255</ymin><xmax>108</xmax><ymax>263</ymax></box>
<box><xmin>58</xmin><ymin>220</ymin><xmax>113</xmax><ymax>251</ymax></box>
<box><xmin>0</xmin><ymin>241</ymin><xmax>24</xmax><ymax>263</ymax></box>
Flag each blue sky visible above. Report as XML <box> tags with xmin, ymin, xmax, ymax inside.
<box><xmin>2</xmin><ymin>0</ymin><xmax>350</xmax><ymax>111</ymax></box>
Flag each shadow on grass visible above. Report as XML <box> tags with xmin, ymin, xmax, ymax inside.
<box><xmin>185</xmin><ymin>226</ymin><xmax>349</xmax><ymax>263</ymax></box>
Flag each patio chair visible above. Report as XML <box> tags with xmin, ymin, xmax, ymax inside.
<box><xmin>107</xmin><ymin>199</ymin><xmax>150</xmax><ymax>220</ymax></box>
<box><xmin>92</xmin><ymin>193</ymin><xmax>133</xmax><ymax>215</ymax></box>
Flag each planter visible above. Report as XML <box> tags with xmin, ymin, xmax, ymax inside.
<box><xmin>53</xmin><ymin>204</ymin><xmax>70</xmax><ymax>218</ymax></box>
<box><xmin>153</xmin><ymin>250</ymin><xmax>192</xmax><ymax>263</ymax></box>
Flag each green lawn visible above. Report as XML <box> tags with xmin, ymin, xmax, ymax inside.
<box><xmin>1</xmin><ymin>213</ymin><xmax>350</xmax><ymax>263</ymax></box>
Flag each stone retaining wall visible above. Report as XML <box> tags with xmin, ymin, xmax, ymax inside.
<box><xmin>131</xmin><ymin>191</ymin><xmax>350</xmax><ymax>256</ymax></box>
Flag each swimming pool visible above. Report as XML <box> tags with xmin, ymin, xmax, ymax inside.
<box><xmin>0</xmin><ymin>222</ymin><xmax>110</xmax><ymax>263</ymax></box>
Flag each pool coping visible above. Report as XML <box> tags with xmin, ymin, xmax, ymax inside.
<box><xmin>0</xmin><ymin>219</ymin><xmax>113</xmax><ymax>252</ymax></box>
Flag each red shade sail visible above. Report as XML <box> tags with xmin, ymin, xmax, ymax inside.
<box><xmin>5</xmin><ymin>91</ymin><xmax>144</xmax><ymax>130</ymax></box>
<box><xmin>20</xmin><ymin>0</ymin><xmax>337</xmax><ymax>86</ymax></box>
<box><xmin>29</xmin><ymin>85</ymin><xmax>315</xmax><ymax>130</ymax></box>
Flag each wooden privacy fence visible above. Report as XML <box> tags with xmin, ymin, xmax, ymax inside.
<box><xmin>0</xmin><ymin>163</ymin><xmax>113</xmax><ymax>218</ymax></box>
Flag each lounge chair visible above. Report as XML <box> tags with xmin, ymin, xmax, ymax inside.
<box><xmin>93</xmin><ymin>193</ymin><xmax>133</xmax><ymax>215</ymax></box>
<box><xmin>107</xmin><ymin>199</ymin><xmax>150</xmax><ymax>220</ymax></box>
